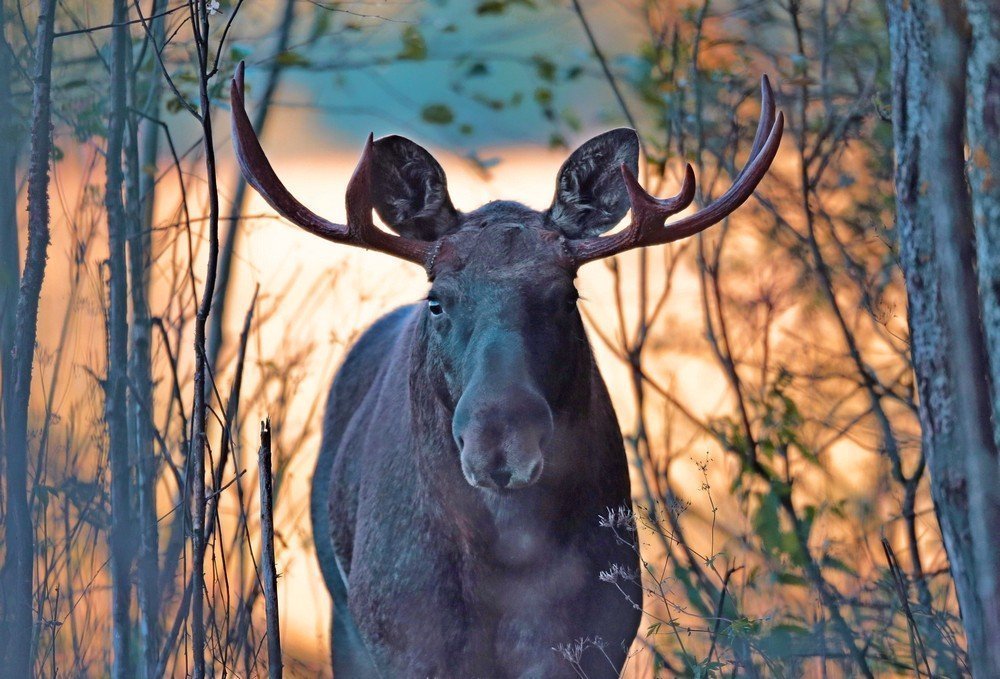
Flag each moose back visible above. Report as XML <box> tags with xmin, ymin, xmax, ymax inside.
<box><xmin>231</xmin><ymin>62</ymin><xmax>781</xmax><ymax>677</ymax></box>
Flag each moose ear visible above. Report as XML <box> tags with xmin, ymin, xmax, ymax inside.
<box><xmin>545</xmin><ymin>128</ymin><xmax>640</xmax><ymax>239</ymax></box>
<box><xmin>370</xmin><ymin>135</ymin><xmax>460</xmax><ymax>241</ymax></box>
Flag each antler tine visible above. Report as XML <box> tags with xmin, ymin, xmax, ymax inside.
<box><xmin>345</xmin><ymin>133</ymin><xmax>377</xmax><ymax>239</ymax></box>
<box><xmin>570</xmin><ymin>75</ymin><xmax>783</xmax><ymax>265</ymax></box>
<box><xmin>230</xmin><ymin>61</ymin><xmax>432</xmax><ymax>266</ymax></box>
<box><xmin>660</xmin><ymin>109</ymin><xmax>783</xmax><ymax>243</ymax></box>
<box><xmin>623</xmin><ymin>162</ymin><xmax>697</xmax><ymax>226</ymax></box>
<box><xmin>231</xmin><ymin>62</ymin><xmax>345</xmax><ymax>241</ymax></box>
<box><xmin>745</xmin><ymin>75</ymin><xmax>776</xmax><ymax>166</ymax></box>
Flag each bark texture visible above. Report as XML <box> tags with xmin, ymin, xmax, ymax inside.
<box><xmin>966</xmin><ymin>0</ymin><xmax>1000</xmax><ymax>448</ymax></box>
<box><xmin>0</xmin><ymin>1</ymin><xmax>21</xmax><ymax>421</ymax></box>
<box><xmin>104</xmin><ymin>0</ymin><xmax>136</xmax><ymax>676</ymax></box>
<box><xmin>0</xmin><ymin>0</ymin><xmax>56</xmax><ymax>674</ymax></box>
<box><xmin>887</xmin><ymin>1</ymin><xmax>1000</xmax><ymax>674</ymax></box>
<box><xmin>129</xmin><ymin>3</ymin><xmax>165</xmax><ymax>674</ymax></box>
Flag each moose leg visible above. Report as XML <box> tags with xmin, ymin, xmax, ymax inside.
<box><xmin>324</xmin><ymin>547</ymin><xmax>379</xmax><ymax>676</ymax></box>
<box><xmin>331</xmin><ymin>602</ymin><xmax>378</xmax><ymax>677</ymax></box>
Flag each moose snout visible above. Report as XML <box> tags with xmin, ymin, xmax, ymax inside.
<box><xmin>453</xmin><ymin>386</ymin><xmax>552</xmax><ymax>491</ymax></box>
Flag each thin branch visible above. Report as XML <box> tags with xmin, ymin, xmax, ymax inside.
<box><xmin>257</xmin><ymin>418</ymin><xmax>282</xmax><ymax>679</ymax></box>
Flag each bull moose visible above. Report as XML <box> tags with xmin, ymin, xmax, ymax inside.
<box><xmin>230</xmin><ymin>62</ymin><xmax>782</xmax><ymax>678</ymax></box>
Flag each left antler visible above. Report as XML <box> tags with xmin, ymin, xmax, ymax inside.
<box><xmin>230</xmin><ymin>61</ymin><xmax>433</xmax><ymax>266</ymax></box>
<box><xmin>568</xmin><ymin>75</ymin><xmax>784</xmax><ymax>264</ymax></box>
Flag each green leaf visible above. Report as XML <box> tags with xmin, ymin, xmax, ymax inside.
<box><xmin>475</xmin><ymin>0</ymin><xmax>536</xmax><ymax>14</ymax></box>
<box><xmin>775</xmin><ymin>571</ymin><xmax>808</xmax><ymax>586</ymax></box>
<box><xmin>466</xmin><ymin>62</ymin><xmax>489</xmax><ymax>77</ymax></box>
<box><xmin>534</xmin><ymin>87</ymin><xmax>552</xmax><ymax>106</ymax></box>
<box><xmin>475</xmin><ymin>1</ymin><xmax>507</xmax><ymax>14</ymax></box>
<box><xmin>229</xmin><ymin>44</ymin><xmax>250</xmax><ymax>63</ymax></box>
<box><xmin>562</xmin><ymin>108</ymin><xmax>581</xmax><ymax>131</ymax></box>
<box><xmin>822</xmin><ymin>554</ymin><xmax>858</xmax><ymax>576</ymax></box>
<box><xmin>166</xmin><ymin>96</ymin><xmax>189</xmax><ymax>114</ymax></box>
<box><xmin>752</xmin><ymin>491</ymin><xmax>783</xmax><ymax>556</ymax></box>
<box><xmin>307</xmin><ymin>11</ymin><xmax>331</xmax><ymax>42</ymax></box>
<box><xmin>275</xmin><ymin>50</ymin><xmax>311</xmax><ymax>67</ymax></box>
<box><xmin>693</xmin><ymin>660</ymin><xmax>725</xmax><ymax>679</ymax></box>
<box><xmin>421</xmin><ymin>104</ymin><xmax>454</xmax><ymax>124</ymax></box>
<box><xmin>398</xmin><ymin>25</ymin><xmax>427</xmax><ymax>60</ymax></box>
<box><xmin>531</xmin><ymin>54</ymin><xmax>556</xmax><ymax>82</ymax></box>
<box><xmin>472</xmin><ymin>93</ymin><xmax>505</xmax><ymax>111</ymax></box>
<box><xmin>725</xmin><ymin>616</ymin><xmax>762</xmax><ymax>640</ymax></box>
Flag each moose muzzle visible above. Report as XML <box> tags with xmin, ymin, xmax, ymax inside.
<box><xmin>452</xmin><ymin>332</ymin><xmax>553</xmax><ymax>491</ymax></box>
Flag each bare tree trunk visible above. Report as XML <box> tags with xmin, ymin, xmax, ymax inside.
<box><xmin>934</xmin><ymin>2</ymin><xmax>1000</xmax><ymax>671</ymax></box>
<box><xmin>0</xmin><ymin>1</ymin><xmax>22</xmax><ymax>430</ymax></box>
<box><xmin>104</xmin><ymin>0</ymin><xmax>136</xmax><ymax>676</ymax></box>
<box><xmin>888</xmin><ymin>1</ymin><xmax>1000</xmax><ymax>674</ymax></box>
<box><xmin>966</xmin><ymin>0</ymin><xmax>1000</xmax><ymax>449</ymax></box>
<box><xmin>208</xmin><ymin>0</ymin><xmax>296</xmax><ymax>369</ymax></box>
<box><xmin>0</xmin><ymin>0</ymin><xmax>56</xmax><ymax>674</ymax></box>
<box><xmin>129</xmin><ymin>2</ymin><xmax>166</xmax><ymax>675</ymax></box>
<box><xmin>0</xmin><ymin>11</ymin><xmax>22</xmax><ymax>622</ymax></box>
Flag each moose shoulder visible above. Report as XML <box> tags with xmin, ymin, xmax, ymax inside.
<box><xmin>231</xmin><ymin>62</ymin><xmax>782</xmax><ymax>678</ymax></box>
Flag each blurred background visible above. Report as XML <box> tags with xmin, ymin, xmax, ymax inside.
<box><xmin>0</xmin><ymin>0</ymin><xmax>967</xmax><ymax>676</ymax></box>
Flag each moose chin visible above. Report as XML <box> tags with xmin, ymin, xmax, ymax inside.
<box><xmin>230</xmin><ymin>61</ymin><xmax>782</xmax><ymax>678</ymax></box>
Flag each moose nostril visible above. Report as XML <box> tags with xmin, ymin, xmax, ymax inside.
<box><xmin>528</xmin><ymin>460</ymin><xmax>542</xmax><ymax>483</ymax></box>
<box><xmin>489</xmin><ymin>467</ymin><xmax>512</xmax><ymax>489</ymax></box>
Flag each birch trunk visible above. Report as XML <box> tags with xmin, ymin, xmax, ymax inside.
<box><xmin>104</xmin><ymin>0</ymin><xmax>136</xmax><ymax>675</ymax></box>
<box><xmin>0</xmin><ymin>1</ymin><xmax>21</xmax><ymax>423</ymax></box>
<box><xmin>0</xmin><ymin>0</ymin><xmax>56</xmax><ymax>674</ymax></box>
<box><xmin>128</xmin><ymin>2</ymin><xmax>166</xmax><ymax>674</ymax></box>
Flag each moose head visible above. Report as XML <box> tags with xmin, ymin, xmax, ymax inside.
<box><xmin>231</xmin><ymin>62</ymin><xmax>782</xmax><ymax>492</ymax></box>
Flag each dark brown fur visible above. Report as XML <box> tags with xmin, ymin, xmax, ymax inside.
<box><xmin>311</xmin><ymin>131</ymin><xmax>643</xmax><ymax>678</ymax></box>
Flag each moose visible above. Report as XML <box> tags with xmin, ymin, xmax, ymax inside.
<box><xmin>231</xmin><ymin>62</ymin><xmax>782</xmax><ymax>677</ymax></box>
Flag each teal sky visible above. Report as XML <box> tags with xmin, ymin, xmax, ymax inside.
<box><xmin>236</xmin><ymin>0</ymin><xmax>644</xmax><ymax>154</ymax></box>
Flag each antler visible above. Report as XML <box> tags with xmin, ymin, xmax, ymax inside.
<box><xmin>230</xmin><ymin>61</ymin><xmax>433</xmax><ymax>266</ymax></box>
<box><xmin>568</xmin><ymin>76</ymin><xmax>784</xmax><ymax>264</ymax></box>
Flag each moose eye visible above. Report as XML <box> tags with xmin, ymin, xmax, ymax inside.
<box><xmin>427</xmin><ymin>298</ymin><xmax>444</xmax><ymax>316</ymax></box>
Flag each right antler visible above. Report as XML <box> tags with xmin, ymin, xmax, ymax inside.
<box><xmin>568</xmin><ymin>76</ymin><xmax>784</xmax><ymax>265</ymax></box>
<box><xmin>230</xmin><ymin>61</ymin><xmax>433</xmax><ymax>266</ymax></box>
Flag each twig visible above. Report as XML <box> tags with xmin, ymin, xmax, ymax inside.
<box><xmin>257</xmin><ymin>418</ymin><xmax>282</xmax><ymax>679</ymax></box>
<box><xmin>568</xmin><ymin>0</ymin><xmax>645</xmax><ymax>161</ymax></box>
<box><xmin>705</xmin><ymin>567</ymin><xmax>736</xmax><ymax>665</ymax></box>
<box><xmin>882</xmin><ymin>539</ymin><xmax>932</xmax><ymax>677</ymax></box>
<box><xmin>209</xmin><ymin>0</ymin><xmax>296</xmax><ymax>368</ymax></box>
<box><xmin>204</xmin><ymin>290</ymin><xmax>258</xmax><ymax>548</ymax></box>
<box><xmin>189</xmin><ymin>0</ymin><xmax>237</xmax><ymax>673</ymax></box>
<box><xmin>53</xmin><ymin>2</ymin><xmax>188</xmax><ymax>38</ymax></box>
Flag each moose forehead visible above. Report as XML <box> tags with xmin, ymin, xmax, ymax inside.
<box><xmin>429</xmin><ymin>201</ymin><xmax>575</xmax><ymax>287</ymax></box>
